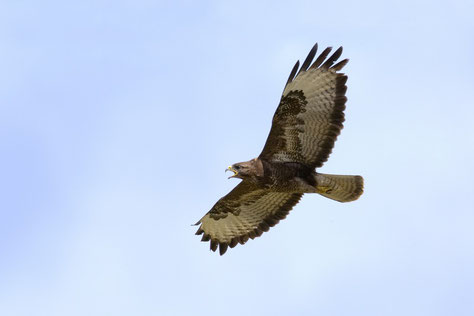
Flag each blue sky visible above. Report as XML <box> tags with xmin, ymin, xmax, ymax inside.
<box><xmin>1</xmin><ymin>0</ymin><xmax>473</xmax><ymax>315</ymax></box>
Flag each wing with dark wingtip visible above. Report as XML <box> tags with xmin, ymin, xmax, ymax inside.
<box><xmin>195</xmin><ymin>181</ymin><xmax>302</xmax><ymax>255</ymax></box>
<box><xmin>259</xmin><ymin>43</ymin><xmax>349</xmax><ymax>169</ymax></box>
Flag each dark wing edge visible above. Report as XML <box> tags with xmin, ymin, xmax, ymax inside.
<box><xmin>286</xmin><ymin>43</ymin><xmax>349</xmax><ymax>88</ymax></box>
<box><xmin>195</xmin><ymin>188</ymin><xmax>303</xmax><ymax>256</ymax></box>
<box><xmin>310</xmin><ymin>73</ymin><xmax>348</xmax><ymax>168</ymax></box>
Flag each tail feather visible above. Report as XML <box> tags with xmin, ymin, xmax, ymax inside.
<box><xmin>315</xmin><ymin>173</ymin><xmax>364</xmax><ymax>202</ymax></box>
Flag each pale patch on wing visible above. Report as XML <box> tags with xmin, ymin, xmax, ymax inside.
<box><xmin>288</xmin><ymin>69</ymin><xmax>344</xmax><ymax>165</ymax></box>
<box><xmin>259</xmin><ymin>45</ymin><xmax>347</xmax><ymax>168</ymax></box>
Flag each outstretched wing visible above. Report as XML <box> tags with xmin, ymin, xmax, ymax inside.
<box><xmin>195</xmin><ymin>181</ymin><xmax>302</xmax><ymax>255</ymax></box>
<box><xmin>259</xmin><ymin>43</ymin><xmax>349</xmax><ymax>168</ymax></box>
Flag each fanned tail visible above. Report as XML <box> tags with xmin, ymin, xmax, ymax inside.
<box><xmin>315</xmin><ymin>173</ymin><xmax>364</xmax><ymax>202</ymax></box>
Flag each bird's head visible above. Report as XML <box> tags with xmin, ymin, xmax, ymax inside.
<box><xmin>226</xmin><ymin>159</ymin><xmax>263</xmax><ymax>180</ymax></box>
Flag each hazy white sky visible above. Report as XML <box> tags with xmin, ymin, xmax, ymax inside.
<box><xmin>1</xmin><ymin>1</ymin><xmax>473</xmax><ymax>315</ymax></box>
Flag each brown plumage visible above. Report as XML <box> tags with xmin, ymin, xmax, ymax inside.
<box><xmin>195</xmin><ymin>43</ymin><xmax>364</xmax><ymax>255</ymax></box>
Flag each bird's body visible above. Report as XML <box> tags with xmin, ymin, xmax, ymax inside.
<box><xmin>254</xmin><ymin>159</ymin><xmax>316</xmax><ymax>193</ymax></box>
<box><xmin>195</xmin><ymin>43</ymin><xmax>364</xmax><ymax>255</ymax></box>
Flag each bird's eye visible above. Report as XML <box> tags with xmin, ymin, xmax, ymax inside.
<box><xmin>234</xmin><ymin>165</ymin><xmax>240</xmax><ymax>170</ymax></box>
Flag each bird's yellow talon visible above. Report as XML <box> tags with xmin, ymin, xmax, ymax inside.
<box><xmin>317</xmin><ymin>186</ymin><xmax>333</xmax><ymax>194</ymax></box>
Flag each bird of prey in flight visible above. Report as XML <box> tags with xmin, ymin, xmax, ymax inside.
<box><xmin>195</xmin><ymin>43</ymin><xmax>364</xmax><ymax>255</ymax></box>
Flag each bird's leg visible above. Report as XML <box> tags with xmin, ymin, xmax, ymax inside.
<box><xmin>316</xmin><ymin>186</ymin><xmax>333</xmax><ymax>194</ymax></box>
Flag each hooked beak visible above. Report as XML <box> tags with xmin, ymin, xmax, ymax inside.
<box><xmin>226</xmin><ymin>166</ymin><xmax>238</xmax><ymax>179</ymax></box>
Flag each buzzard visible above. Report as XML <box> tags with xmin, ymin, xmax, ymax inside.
<box><xmin>195</xmin><ymin>43</ymin><xmax>364</xmax><ymax>255</ymax></box>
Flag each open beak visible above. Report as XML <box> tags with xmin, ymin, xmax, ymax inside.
<box><xmin>226</xmin><ymin>166</ymin><xmax>238</xmax><ymax>179</ymax></box>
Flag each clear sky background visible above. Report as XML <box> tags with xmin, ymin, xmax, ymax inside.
<box><xmin>1</xmin><ymin>1</ymin><xmax>473</xmax><ymax>315</ymax></box>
